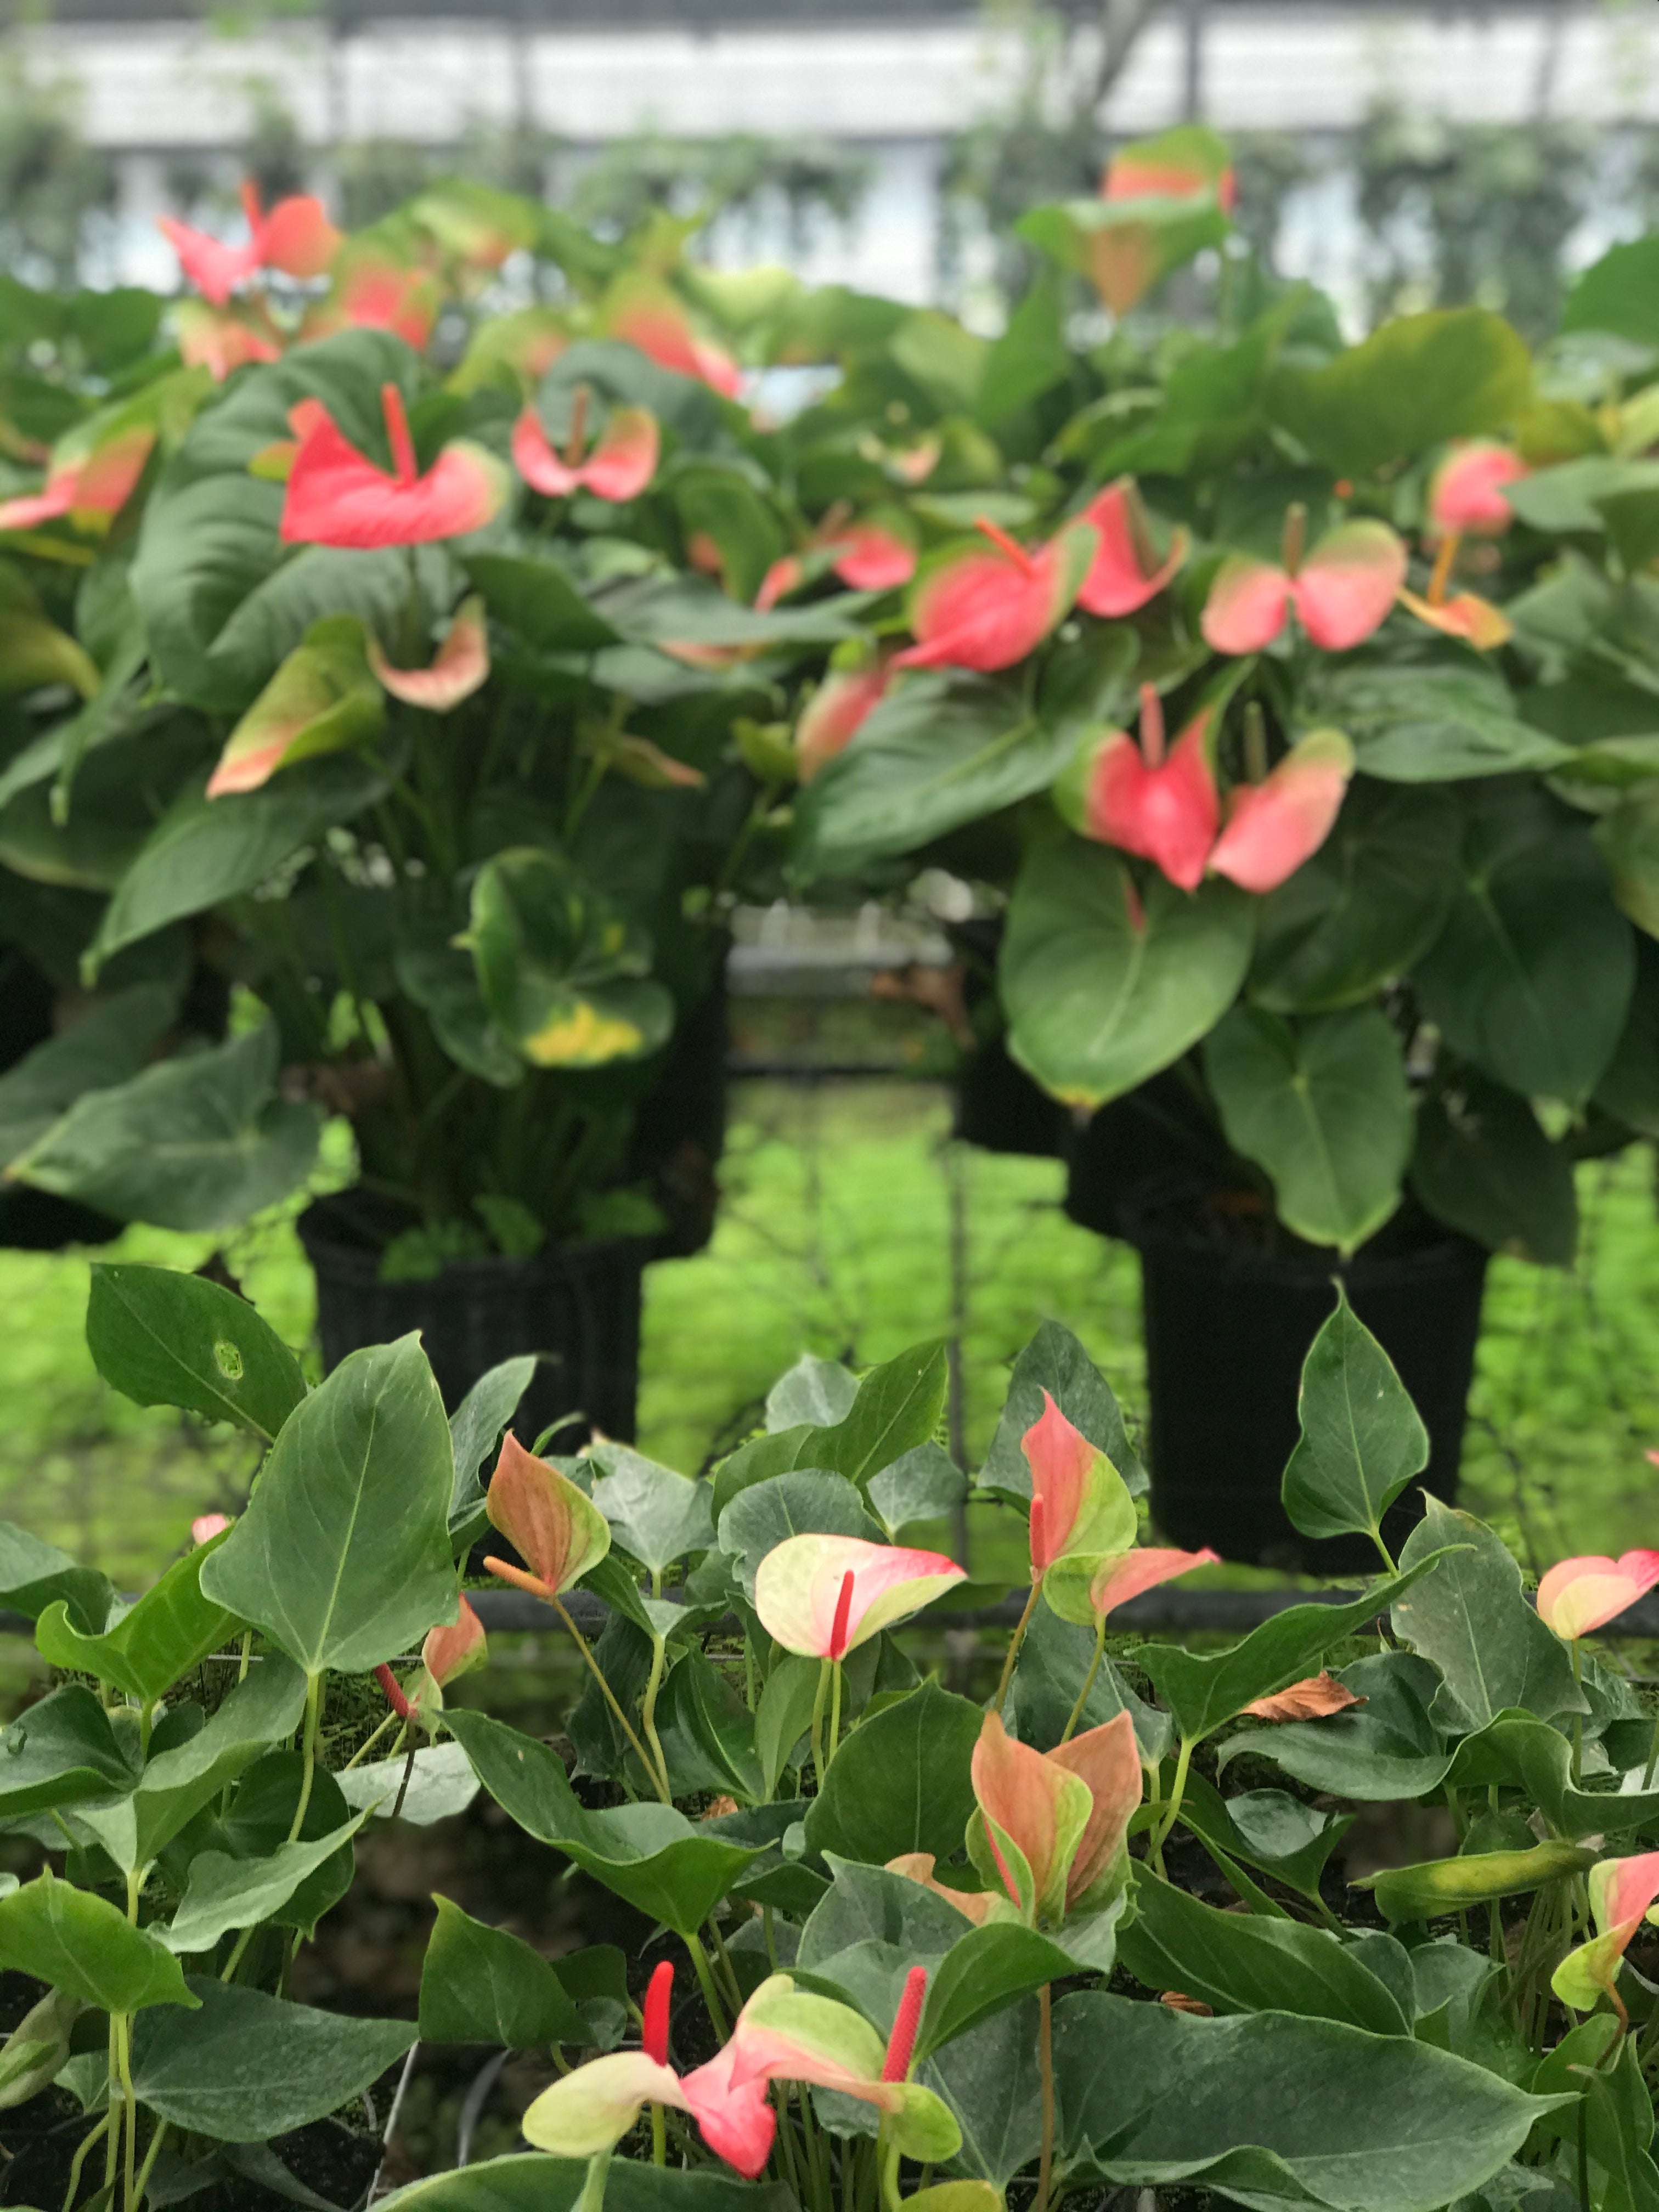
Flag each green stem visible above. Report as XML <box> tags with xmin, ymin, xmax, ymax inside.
<box><xmin>651</xmin><ymin>2104</ymin><xmax>666</xmax><ymax>2168</ymax></box>
<box><xmin>132</xmin><ymin>2120</ymin><xmax>168</xmax><ymax>2212</ymax></box>
<box><xmin>288</xmin><ymin>1674</ymin><xmax>323</xmax><ymax>1844</ymax></box>
<box><xmin>1643</xmin><ymin>1701</ymin><xmax>1659</xmax><ymax>1790</ymax></box>
<box><xmin>236</xmin><ymin>1629</ymin><xmax>252</xmax><ymax>1684</ymax></box>
<box><xmin>708</xmin><ymin>1915</ymin><xmax>743</xmax><ymax>2012</ymax></box>
<box><xmin>1152</xmin><ymin>1735</ymin><xmax>1197</xmax><ymax>1861</ymax></box>
<box><xmin>104</xmin><ymin>2019</ymin><xmax>120</xmax><ymax>2192</ymax></box>
<box><xmin>1369</xmin><ymin>1523</ymin><xmax>1398</xmax><ymax>1576</ymax></box>
<box><xmin>811</xmin><ymin>1657</ymin><xmax>832</xmax><ymax>1796</ymax></box>
<box><xmin>551</xmin><ymin>1595</ymin><xmax>671</xmax><ymax>1804</ymax></box>
<box><xmin>1061</xmin><ymin>1617</ymin><xmax>1108</xmax><ymax>1744</ymax></box>
<box><xmin>343</xmin><ymin>1709</ymin><xmax>403</xmax><ymax>1770</ymax></box>
<box><xmin>1036</xmin><ymin>1983</ymin><xmax>1055</xmax><ymax>2212</ymax></box>
<box><xmin>566</xmin><ymin>751</ymin><xmax>607</xmax><ymax>841</ymax></box>
<box><xmin>63</xmin><ymin>2111</ymin><xmax>111</xmax><ymax>2212</ymax></box>
<box><xmin>827</xmin><ymin>1660</ymin><xmax>843</xmax><ymax>1771</ymax></box>
<box><xmin>138</xmin><ymin>1700</ymin><xmax>154</xmax><ymax>1758</ymax></box>
<box><xmin>116</xmin><ymin>2014</ymin><xmax>137</xmax><ymax>2212</ymax></box>
<box><xmin>685</xmin><ymin>1929</ymin><xmax>730</xmax><ymax>2039</ymax></box>
<box><xmin>993</xmin><ymin>1577</ymin><xmax>1042</xmax><ymax>1717</ymax></box>
<box><xmin>640</xmin><ymin>1634</ymin><xmax>673</xmax><ymax>1802</ymax></box>
<box><xmin>1571</xmin><ymin>1641</ymin><xmax>1584</xmax><ymax>1787</ymax></box>
<box><xmin>713</xmin><ymin>787</ymin><xmax>774</xmax><ymax>903</ymax></box>
<box><xmin>763</xmin><ymin>1904</ymin><xmax>779</xmax><ymax>1972</ymax></box>
<box><xmin>878</xmin><ymin>2130</ymin><xmax>902</xmax><ymax>2212</ymax></box>
<box><xmin>577</xmin><ymin>2148</ymin><xmax>612</xmax><ymax>2212</ymax></box>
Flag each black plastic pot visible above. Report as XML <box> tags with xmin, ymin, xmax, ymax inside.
<box><xmin>628</xmin><ymin>956</ymin><xmax>729</xmax><ymax>1255</ymax></box>
<box><xmin>1125</xmin><ymin>1189</ymin><xmax>1489</xmax><ymax>1573</ymax></box>
<box><xmin>0</xmin><ymin>949</ymin><xmax>121</xmax><ymax>1251</ymax></box>
<box><xmin>946</xmin><ymin>918</ymin><xmax>1063</xmax><ymax>1158</ymax></box>
<box><xmin>1063</xmin><ymin>1070</ymin><xmax>1237</xmax><ymax>1239</ymax></box>
<box><xmin>300</xmin><ymin>1196</ymin><xmax>648</xmax><ymax>1444</ymax></box>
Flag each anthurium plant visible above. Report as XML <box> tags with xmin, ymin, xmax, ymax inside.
<box><xmin>6</xmin><ymin>1257</ymin><xmax>1659</xmax><ymax>2212</ymax></box>
<box><xmin>781</xmin><ymin>127</ymin><xmax>1659</xmax><ymax>1266</ymax></box>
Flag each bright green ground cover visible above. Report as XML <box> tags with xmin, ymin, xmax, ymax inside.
<box><xmin>2</xmin><ymin>1080</ymin><xmax>1657</xmax><ymax>1593</ymax></box>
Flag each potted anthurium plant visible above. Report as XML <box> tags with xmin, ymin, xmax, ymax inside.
<box><xmin>777</xmin><ymin>126</ymin><xmax>1659</xmax><ymax>1565</ymax></box>
<box><xmin>7</xmin><ymin>1257</ymin><xmax>1659</xmax><ymax>2212</ymax></box>
<box><xmin>0</xmin><ymin>177</ymin><xmax>933</xmax><ymax>1437</ymax></box>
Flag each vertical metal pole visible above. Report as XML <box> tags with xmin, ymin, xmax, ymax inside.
<box><xmin>1181</xmin><ymin>0</ymin><xmax>1205</xmax><ymax>121</ymax></box>
<box><xmin>946</xmin><ymin>1137</ymin><xmax>970</xmax><ymax>1569</ymax></box>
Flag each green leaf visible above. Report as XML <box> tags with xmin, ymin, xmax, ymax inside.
<box><xmin>917</xmin><ymin>1922</ymin><xmax>1075</xmax><ymax>2058</ymax></box>
<box><xmin>444</xmin><ymin>1708</ymin><xmax>766</xmax><ymax>1936</ymax></box>
<box><xmin>1392</xmin><ymin>1499</ymin><xmax>1585</xmax><ymax>1732</ymax></box>
<box><xmin>1118</xmin><ymin>1871</ymin><xmax>1409</xmax><ymax>2034</ymax></box>
<box><xmin>200</xmin><ymin>1335</ymin><xmax>457</xmax><ymax>1677</ymax></box>
<box><xmin>161</xmin><ymin>1815</ymin><xmax>370</xmax><ymax>1954</ymax></box>
<box><xmin>1414</xmin><ymin>785</ymin><xmax>1634</xmax><ymax>1105</ymax></box>
<box><xmin>1561</xmin><ymin>237</ymin><xmax>1659</xmax><ymax>346</ymax></box>
<box><xmin>793</xmin><ymin>674</ymin><xmax>1084</xmax><ymax>877</ymax></box>
<box><xmin>1599</xmin><ymin>932</ymin><xmax>1659</xmax><ymax>1137</ymax></box>
<box><xmin>447</xmin><ymin>1355</ymin><xmax>538</xmax><ymax>1542</ymax></box>
<box><xmin>0</xmin><ymin>1871</ymin><xmax>197</xmax><ymax>2013</ymax></box>
<box><xmin>374</xmin><ymin>2153</ymin><xmax>797</xmax><ymax>2212</ymax></box>
<box><xmin>589</xmin><ymin>1444</ymin><xmax>715</xmax><ymax>1573</ymax></box>
<box><xmin>464</xmin><ymin>551</ymin><xmax>620</xmax><ymax>653</ymax></box>
<box><xmin>1249</xmin><ymin>784</ymin><xmax>1461</xmax><ymax>1014</ymax></box>
<box><xmin>1009</xmin><ymin>1601</ymin><xmax>1172</xmax><ymax>1765</ymax></box>
<box><xmin>1357</xmin><ymin>1840</ymin><xmax>1594</xmax><ymax>1925</ymax></box>
<box><xmin>0</xmin><ymin>1525</ymin><xmax>112</xmax><ymax>1634</ymax></box>
<box><xmin>1596</xmin><ymin>785</ymin><xmax>1659</xmax><ymax>941</ymax></box>
<box><xmin>717</xmin><ymin>1472</ymin><xmax>883</xmax><ymax>1603</ymax></box>
<box><xmin>1177</xmin><ymin>1773</ymin><xmax>1352</xmax><ymax>1911</ymax></box>
<box><xmin>670</xmin><ymin>463</ymin><xmax>786</xmax><ymax>605</ymax></box>
<box><xmin>1412</xmin><ymin>1079</ymin><xmax>1578</xmax><ymax>1267</ymax></box>
<box><xmin>867</xmin><ymin>1444</ymin><xmax>967</xmax><ymax>1539</ymax></box>
<box><xmin>10</xmin><ymin>1022</ymin><xmax>321</xmax><ymax>1233</ymax></box>
<box><xmin>754</xmin><ymin>1655</ymin><xmax>823</xmax><ymax>1798</ymax></box>
<box><xmin>0</xmin><ymin>983</ymin><xmax>178</xmax><ymax>1171</ymax></box>
<box><xmin>1203</xmin><ymin>1005</ymin><xmax>1412</xmax><ymax>1255</ymax></box>
<box><xmin>86</xmin><ymin>1261</ymin><xmax>308</xmax><ymax>1442</ymax></box>
<box><xmin>1280</xmin><ymin>1284</ymin><xmax>1429</xmax><ymax>1548</ymax></box>
<box><xmin>654</xmin><ymin>1646</ymin><xmax>765</xmax><ymax>1804</ymax></box>
<box><xmin>129</xmin><ymin>1977</ymin><xmax>414</xmax><ymax>2141</ymax></box>
<box><xmin>814</xmin><ymin>1340</ymin><xmax>950</xmax><ymax>1488</ymax></box>
<box><xmin>338</xmin><ymin>1741</ymin><xmax>483</xmax><ymax>1827</ymax></box>
<box><xmin>0</xmin><ymin>1684</ymin><xmax>137</xmax><ymax>1820</ymax></box>
<box><xmin>1138</xmin><ymin>1558</ymin><xmax>1449</xmax><ymax>1743</ymax></box>
<box><xmin>417</xmin><ymin>1894</ymin><xmax>588</xmax><ymax>2047</ymax></box>
<box><xmin>1002</xmin><ymin>838</ymin><xmax>1254</xmax><ymax>1109</ymax></box>
<box><xmin>1310</xmin><ymin>666</ymin><xmax>1568</xmax><ymax>783</ymax></box>
<box><xmin>977</xmin><ymin>268</ymin><xmax>1071</xmax><ymax>424</ymax></box>
<box><xmin>923</xmin><ymin>1999</ymin><xmax>1043</xmax><ymax>2189</ymax></box>
<box><xmin>35</xmin><ymin>1537</ymin><xmax>239</xmax><ymax>1703</ymax></box>
<box><xmin>765</xmin><ymin>1355</ymin><xmax>859</xmax><ymax>1432</ymax></box>
<box><xmin>1054</xmin><ymin>1989</ymin><xmax>1562</xmax><ymax>2212</ymax></box>
<box><xmin>125</xmin><ymin>1656</ymin><xmax>308</xmax><ymax>1864</ymax></box>
<box><xmin>87</xmin><ymin>753</ymin><xmax>390</xmax><ymax>972</ymax></box>
<box><xmin>206</xmin><ymin>615</ymin><xmax>385</xmax><ymax>795</ymax></box>
<box><xmin>469</xmin><ymin>847</ymin><xmax>673</xmax><ymax>1069</ymax></box>
<box><xmin>979</xmin><ymin>1320</ymin><xmax>1147</xmax><ymax>1502</ymax></box>
<box><xmin>804</xmin><ymin>1683</ymin><xmax>981</xmax><ymax>1865</ymax></box>
<box><xmin>1218</xmin><ymin>1652</ymin><xmax>1452</xmax><ymax>1802</ymax></box>
<box><xmin>1267</xmin><ymin>308</ymin><xmax>1533</xmax><ymax>476</ymax></box>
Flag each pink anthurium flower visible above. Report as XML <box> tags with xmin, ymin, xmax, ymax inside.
<box><xmin>0</xmin><ymin>423</ymin><xmax>156</xmax><ymax>536</ymax></box>
<box><xmin>726</xmin><ymin>1972</ymin><xmax>960</xmax><ymax>2161</ymax></box>
<box><xmin>885</xmin><ymin>1853</ymin><xmax>1007</xmax><ymax>1926</ymax></box>
<box><xmin>368</xmin><ymin>595</ymin><xmax>490</xmax><ymax>712</ymax></box>
<box><xmin>481</xmin><ymin>1431</ymin><xmax>612</xmax><ymax>1603</ymax></box>
<box><xmin>1104</xmin><ymin>128</ymin><xmax>1238</xmax><ymax>213</ymax></box>
<box><xmin>1201</xmin><ymin>512</ymin><xmax>1407</xmax><ymax>656</ymax></box>
<box><xmin>968</xmin><ymin>1709</ymin><xmax>1142</xmax><ymax>1927</ymax></box>
<box><xmin>606</xmin><ymin>278</ymin><xmax>744</xmax><ymax>399</ymax></box>
<box><xmin>375</xmin><ymin>1594</ymin><xmax>488</xmax><ymax>1722</ymax></box>
<box><xmin>1537</xmin><ymin>1553</ymin><xmax>1659</xmax><ymax>1641</ymax></box>
<box><xmin>753</xmin><ymin>1533</ymin><xmax>967</xmax><ymax>1661</ymax></box>
<box><xmin>190</xmin><ymin>1513</ymin><xmax>232</xmax><ymax>1547</ymax></box>
<box><xmin>1553</xmin><ymin>1853</ymin><xmax>1659</xmax><ymax>2028</ymax></box>
<box><xmin>1087</xmin><ymin>1545</ymin><xmax>1220</xmax><ymax>1622</ymax></box>
<box><xmin>795</xmin><ymin>656</ymin><xmax>894</xmax><ymax>781</ymax></box>
<box><xmin>304</xmin><ymin>253</ymin><xmax>444</xmax><ymax>351</ymax></box>
<box><xmin>1427</xmin><ymin>441</ymin><xmax>1527</xmax><ymax>539</ymax></box>
<box><xmin>1060</xmin><ymin>686</ymin><xmax>1220</xmax><ymax>894</ymax></box>
<box><xmin>159</xmin><ymin>182</ymin><xmax>340</xmax><ymax>307</ymax></box>
<box><xmin>1022</xmin><ymin>1391</ymin><xmax>1138</xmax><ymax>1603</ymax></box>
<box><xmin>894</xmin><ymin>517</ymin><xmax>1097</xmax><ymax>674</ymax></box>
<box><xmin>1074</xmin><ymin>478</ymin><xmax>1189</xmax><ymax>618</ymax></box>
<box><xmin>828</xmin><ymin>514</ymin><xmax>919</xmax><ymax>592</ymax></box>
<box><xmin>522</xmin><ymin>1962</ymin><xmax>777</xmax><ymax>2176</ymax></box>
<box><xmin>1208</xmin><ymin>727</ymin><xmax>1355</xmax><ymax>895</ymax></box>
<box><xmin>175</xmin><ymin>300</ymin><xmax>283</xmax><ymax>381</ymax></box>
<box><xmin>512</xmin><ymin>387</ymin><xmax>661</xmax><ymax>503</ymax></box>
<box><xmin>280</xmin><ymin>382</ymin><xmax>509</xmax><ymax>549</ymax></box>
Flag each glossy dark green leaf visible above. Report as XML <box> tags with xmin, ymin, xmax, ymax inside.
<box><xmin>1003</xmin><ymin>838</ymin><xmax>1254</xmax><ymax>1110</ymax></box>
<box><xmin>1009</xmin><ymin>1601</ymin><xmax>1172</xmax><ymax>1765</ymax></box>
<box><xmin>797</xmin><ymin>1860</ymin><xmax>967</xmax><ymax>2035</ymax></box>
<box><xmin>813</xmin><ymin>1340</ymin><xmax>950</xmax><ymax>1488</ymax></box>
<box><xmin>1054</xmin><ymin>1989</ymin><xmax>1561</xmax><ymax>2212</ymax></box>
<box><xmin>87</xmin><ymin>754</ymin><xmax>390</xmax><ymax>971</ymax></box>
<box><xmin>201</xmin><ymin>1335</ymin><xmax>457</xmax><ymax>1677</ymax></box>
<box><xmin>0</xmin><ymin>983</ymin><xmax>177</xmax><ymax>1171</ymax></box>
<box><xmin>717</xmin><ymin>1472</ymin><xmax>882</xmax><ymax>1602</ymax></box>
<box><xmin>1598</xmin><ymin>931</ymin><xmax>1659</xmax><ymax>1136</ymax></box>
<box><xmin>126</xmin><ymin>1656</ymin><xmax>308</xmax><ymax>1864</ymax></box>
<box><xmin>447</xmin><ymin>1355</ymin><xmax>538</xmax><ymax>1543</ymax></box>
<box><xmin>1312</xmin><ymin>665</ymin><xmax>1568</xmax><ymax>783</ymax></box>
<box><xmin>654</xmin><ymin>1646</ymin><xmax>764</xmax><ymax>1803</ymax></box>
<box><xmin>793</xmin><ymin>674</ymin><xmax>1079</xmax><ymax>877</ymax></box>
<box><xmin>1139</xmin><ymin>1557</ymin><xmax>1446</xmax><ymax>1743</ymax></box>
<box><xmin>1357</xmin><ymin>1839</ymin><xmax>1594</xmax><ymax>1925</ymax></box>
<box><xmin>924</xmin><ymin>1997</ymin><xmax>1044</xmax><ymax>2189</ymax></box>
<box><xmin>444</xmin><ymin>1708</ymin><xmax>766</xmax><ymax>1936</ymax></box>
<box><xmin>1393</xmin><ymin>1499</ymin><xmax>1585</xmax><ymax>1733</ymax></box>
<box><xmin>1561</xmin><ymin>237</ymin><xmax>1659</xmax><ymax>346</ymax></box>
<box><xmin>1412</xmin><ymin>1079</ymin><xmax>1578</xmax><ymax>1267</ymax></box>
<box><xmin>35</xmin><ymin>1537</ymin><xmax>239</xmax><ymax>1703</ymax></box>
<box><xmin>0</xmin><ymin>1525</ymin><xmax>112</xmax><ymax>1634</ymax></box>
<box><xmin>979</xmin><ymin>1319</ymin><xmax>1146</xmax><ymax>1502</ymax></box>
<box><xmin>1118</xmin><ymin>1871</ymin><xmax>1408</xmax><ymax>2034</ymax></box>
<box><xmin>1218</xmin><ymin>1651</ymin><xmax>1452</xmax><ymax>1801</ymax></box>
<box><xmin>0</xmin><ymin>1684</ymin><xmax>137</xmax><ymax>1820</ymax></box>
<box><xmin>464</xmin><ymin>551</ymin><xmax>620</xmax><ymax>653</ymax></box>
<box><xmin>1414</xmin><ymin>785</ymin><xmax>1634</xmax><ymax>1105</ymax></box>
<box><xmin>1204</xmin><ymin>1005</ymin><xmax>1411</xmax><ymax>1255</ymax></box>
<box><xmin>1178</xmin><ymin>1773</ymin><xmax>1352</xmax><ymax>1910</ymax></box>
<box><xmin>804</xmin><ymin>1683</ymin><xmax>981</xmax><ymax>1865</ymax></box>
<box><xmin>1280</xmin><ymin>1284</ymin><xmax>1429</xmax><ymax>1547</ymax></box>
<box><xmin>86</xmin><ymin>1261</ymin><xmax>307</xmax><ymax>1443</ymax></box>
<box><xmin>1266</xmin><ymin>308</ymin><xmax>1532</xmax><ymax>475</ymax></box>
<box><xmin>917</xmin><ymin>1922</ymin><xmax>1075</xmax><ymax>2058</ymax></box>
<box><xmin>1596</xmin><ymin>785</ymin><xmax>1659</xmax><ymax>940</ymax></box>
<box><xmin>162</xmin><ymin>1815</ymin><xmax>370</xmax><ymax>1954</ymax></box>
<box><xmin>417</xmin><ymin>1894</ymin><xmax>587</xmax><ymax>2047</ymax></box>
<box><xmin>376</xmin><ymin>2154</ymin><xmax>797</xmax><ymax>2212</ymax></box>
<box><xmin>0</xmin><ymin>1871</ymin><xmax>196</xmax><ymax>2013</ymax></box>
<box><xmin>130</xmin><ymin>1977</ymin><xmax>413</xmax><ymax>2140</ymax></box>
<box><xmin>589</xmin><ymin>1444</ymin><xmax>716</xmax><ymax>1573</ymax></box>
<box><xmin>1249</xmin><ymin>784</ymin><xmax>1460</xmax><ymax>1013</ymax></box>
